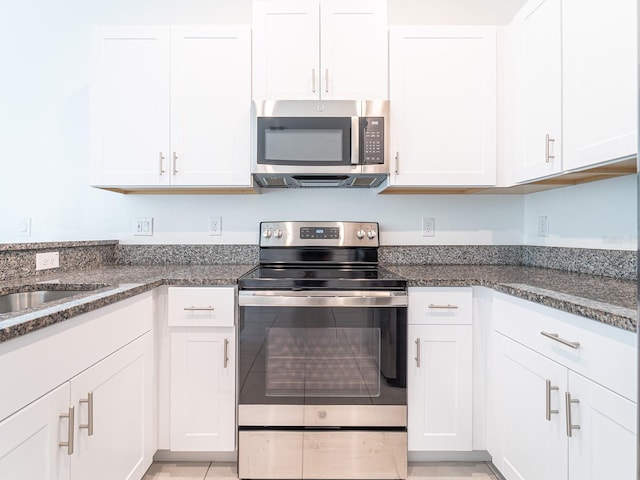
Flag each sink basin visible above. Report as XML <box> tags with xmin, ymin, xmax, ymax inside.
<box><xmin>0</xmin><ymin>289</ymin><xmax>95</xmax><ymax>314</ymax></box>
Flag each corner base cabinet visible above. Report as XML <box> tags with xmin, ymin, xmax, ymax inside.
<box><xmin>488</xmin><ymin>292</ymin><xmax>637</xmax><ymax>480</ymax></box>
<box><xmin>0</xmin><ymin>293</ymin><xmax>155</xmax><ymax>480</ymax></box>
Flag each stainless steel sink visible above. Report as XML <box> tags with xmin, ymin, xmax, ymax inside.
<box><xmin>0</xmin><ymin>289</ymin><xmax>95</xmax><ymax>314</ymax></box>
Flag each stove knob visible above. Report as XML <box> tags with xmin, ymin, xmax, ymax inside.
<box><xmin>367</xmin><ymin>230</ymin><xmax>377</xmax><ymax>239</ymax></box>
<box><xmin>274</xmin><ymin>229</ymin><xmax>283</xmax><ymax>239</ymax></box>
<box><xmin>356</xmin><ymin>229</ymin><xmax>365</xmax><ymax>239</ymax></box>
<box><xmin>263</xmin><ymin>229</ymin><xmax>272</xmax><ymax>239</ymax></box>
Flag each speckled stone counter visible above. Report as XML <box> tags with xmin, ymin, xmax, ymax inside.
<box><xmin>384</xmin><ymin>264</ymin><xmax>637</xmax><ymax>332</ymax></box>
<box><xmin>0</xmin><ymin>263</ymin><xmax>636</xmax><ymax>345</ymax></box>
<box><xmin>0</xmin><ymin>264</ymin><xmax>255</xmax><ymax>344</ymax></box>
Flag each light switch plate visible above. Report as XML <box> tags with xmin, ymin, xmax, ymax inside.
<box><xmin>134</xmin><ymin>217</ymin><xmax>153</xmax><ymax>236</ymax></box>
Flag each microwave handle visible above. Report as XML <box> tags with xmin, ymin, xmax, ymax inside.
<box><xmin>351</xmin><ymin>116</ymin><xmax>360</xmax><ymax>165</ymax></box>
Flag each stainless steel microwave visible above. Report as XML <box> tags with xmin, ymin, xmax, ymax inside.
<box><xmin>251</xmin><ymin>100</ymin><xmax>389</xmax><ymax>188</ymax></box>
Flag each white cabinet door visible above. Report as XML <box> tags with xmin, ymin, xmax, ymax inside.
<box><xmin>562</xmin><ymin>0</ymin><xmax>637</xmax><ymax>170</ymax></box>
<box><xmin>252</xmin><ymin>1</ymin><xmax>319</xmax><ymax>100</ymax></box>
<box><xmin>494</xmin><ymin>333</ymin><xmax>567</xmax><ymax>480</ymax></box>
<box><xmin>515</xmin><ymin>0</ymin><xmax>563</xmax><ymax>181</ymax></box>
<box><xmin>408</xmin><ymin>324</ymin><xmax>472</xmax><ymax>451</ymax></box>
<box><xmin>389</xmin><ymin>27</ymin><xmax>496</xmax><ymax>186</ymax></box>
<box><xmin>170</xmin><ymin>26</ymin><xmax>251</xmax><ymax>186</ymax></box>
<box><xmin>567</xmin><ymin>372</ymin><xmax>637</xmax><ymax>480</ymax></box>
<box><xmin>170</xmin><ymin>328</ymin><xmax>236</xmax><ymax>452</ymax></box>
<box><xmin>90</xmin><ymin>27</ymin><xmax>170</xmax><ymax>186</ymax></box>
<box><xmin>253</xmin><ymin>0</ymin><xmax>387</xmax><ymax>100</ymax></box>
<box><xmin>70</xmin><ymin>332</ymin><xmax>154</xmax><ymax>480</ymax></box>
<box><xmin>319</xmin><ymin>0</ymin><xmax>388</xmax><ymax>100</ymax></box>
<box><xmin>0</xmin><ymin>384</ymin><xmax>71</xmax><ymax>480</ymax></box>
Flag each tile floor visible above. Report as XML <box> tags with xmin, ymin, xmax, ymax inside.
<box><xmin>142</xmin><ymin>461</ymin><xmax>502</xmax><ymax>480</ymax></box>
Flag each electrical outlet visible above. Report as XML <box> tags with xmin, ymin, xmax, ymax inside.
<box><xmin>422</xmin><ymin>217</ymin><xmax>435</xmax><ymax>237</ymax></box>
<box><xmin>209</xmin><ymin>216</ymin><xmax>222</xmax><ymax>236</ymax></box>
<box><xmin>134</xmin><ymin>217</ymin><xmax>153</xmax><ymax>236</ymax></box>
<box><xmin>538</xmin><ymin>216</ymin><xmax>549</xmax><ymax>237</ymax></box>
<box><xmin>36</xmin><ymin>252</ymin><xmax>59</xmax><ymax>271</ymax></box>
<box><xmin>18</xmin><ymin>217</ymin><xmax>31</xmax><ymax>237</ymax></box>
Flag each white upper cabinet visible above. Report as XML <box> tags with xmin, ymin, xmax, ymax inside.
<box><xmin>252</xmin><ymin>0</ymin><xmax>388</xmax><ymax>100</ymax></box>
<box><xmin>170</xmin><ymin>26</ymin><xmax>251</xmax><ymax>186</ymax></box>
<box><xmin>91</xmin><ymin>26</ymin><xmax>252</xmax><ymax>188</ymax></box>
<box><xmin>562</xmin><ymin>0</ymin><xmax>637</xmax><ymax>171</ymax></box>
<box><xmin>388</xmin><ymin>27</ymin><xmax>497</xmax><ymax>186</ymax></box>
<box><xmin>515</xmin><ymin>0</ymin><xmax>563</xmax><ymax>182</ymax></box>
<box><xmin>90</xmin><ymin>27</ymin><xmax>170</xmax><ymax>186</ymax></box>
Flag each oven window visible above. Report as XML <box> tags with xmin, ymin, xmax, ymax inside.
<box><xmin>257</xmin><ymin>117</ymin><xmax>352</xmax><ymax>166</ymax></box>
<box><xmin>266</xmin><ymin>327</ymin><xmax>380</xmax><ymax>397</ymax></box>
<box><xmin>239</xmin><ymin>305</ymin><xmax>406</xmax><ymax>406</ymax></box>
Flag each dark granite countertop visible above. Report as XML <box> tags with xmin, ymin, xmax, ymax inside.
<box><xmin>0</xmin><ymin>263</ymin><xmax>636</xmax><ymax>345</ymax></box>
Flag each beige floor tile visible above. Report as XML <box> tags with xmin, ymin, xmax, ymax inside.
<box><xmin>142</xmin><ymin>462</ymin><xmax>211</xmax><ymax>480</ymax></box>
<box><xmin>408</xmin><ymin>461</ymin><xmax>497</xmax><ymax>479</ymax></box>
<box><xmin>204</xmin><ymin>461</ymin><xmax>238</xmax><ymax>479</ymax></box>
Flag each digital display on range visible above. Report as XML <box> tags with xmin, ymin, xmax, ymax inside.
<box><xmin>300</xmin><ymin>227</ymin><xmax>340</xmax><ymax>239</ymax></box>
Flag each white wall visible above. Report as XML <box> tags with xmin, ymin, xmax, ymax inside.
<box><xmin>0</xmin><ymin>0</ymin><xmax>634</xmax><ymax>249</ymax></box>
<box><xmin>523</xmin><ymin>175</ymin><xmax>637</xmax><ymax>250</ymax></box>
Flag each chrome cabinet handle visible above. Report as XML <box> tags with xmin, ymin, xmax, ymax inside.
<box><xmin>545</xmin><ymin>380</ymin><xmax>559</xmax><ymax>421</ymax></box>
<box><xmin>565</xmin><ymin>392</ymin><xmax>581</xmax><ymax>437</ymax></box>
<box><xmin>325</xmin><ymin>68</ymin><xmax>329</xmax><ymax>93</ymax></box>
<box><xmin>540</xmin><ymin>331</ymin><xmax>580</xmax><ymax>350</ymax></box>
<box><xmin>414</xmin><ymin>338</ymin><xmax>421</xmax><ymax>368</ymax></box>
<box><xmin>59</xmin><ymin>405</ymin><xmax>75</xmax><ymax>455</ymax></box>
<box><xmin>394</xmin><ymin>152</ymin><xmax>399</xmax><ymax>175</ymax></box>
<box><xmin>223</xmin><ymin>338</ymin><xmax>229</xmax><ymax>368</ymax></box>
<box><xmin>159</xmin><ymin>152</ymin><xmax>165</xmax><ymax>175</ymax></box>
<box><xmin>79</xmin><ymin>391</ymin><xmax>94</xmax><ymax>436</ymax></box>
<box><xmin>312</xmin><ymin>69</ymin><xmax>316</xmax><ymax>93</ymax></box>
<box><xmin>183</xmin><ymin>306</ymin><xmax>215</xmax><ymax>311</ymax></box>
<box><xmin>545</xmin><ymin>134</ymin><xmax>555</xmax><ymax>163</ymax></box>
<box><xmin>172</xmin><ymin>152</ymin><xmax>178</xmax><ymax>174</ymax></box>
<box><xmin>428</xmin><ymin>304</ymin><xmax>459</xmax><ymax>310</ymax></box>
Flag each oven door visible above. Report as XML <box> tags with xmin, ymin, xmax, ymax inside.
<box><xmin>238</xmin><ymin>290</ymin><xmax>407</xmax><ymax>428</ymax></box>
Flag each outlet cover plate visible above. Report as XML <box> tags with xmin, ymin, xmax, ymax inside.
<box><xmin>422</xmin><ymin>217</ymin><xmax>435</xmax><ymax>237</ymax></box>
<box><xmin>134</xmin><ymin>217</ymin><xmax>153</xmax><ymax>236</ymax></box>
<box><xmin>209</xmin><ymin>216</ymin><xmax>222</xmax><ymax>236</ymax></box>
<box><xmin>36</xmin><ymin>252</ymin><xmax>60</xmax><ymax>271</ymax></box>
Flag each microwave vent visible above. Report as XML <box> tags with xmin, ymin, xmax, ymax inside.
<box><xmin>351</xmin><ymin>176</ymin><xmax>379</xmax><ymax>187</ymax></box>
<box><xmin>260</xmin><ymin>176</ymin><xmax>289</xmax><ymax>187</ymax></box>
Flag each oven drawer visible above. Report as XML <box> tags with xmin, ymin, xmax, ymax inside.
<box><xmin>409</xmin><ymin>287</ymin><xmax>472</xmax><ymax>325</ymax></box>
<box><xmin>238</xmin><ymin>430</ymin><xmax>407</xmax><ymax>480</ymax></box>
<box><xmin>168</xmin><ymin>287</ymin><xmax>235</xmax><ymax>327</ymax></box>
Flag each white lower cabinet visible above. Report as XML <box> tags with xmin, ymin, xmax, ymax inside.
<box><xmin>0</xmin><ymin>384</ymin><xmax>71</xmax><ymax>479</ymax></box>
<box><xmin>0</xmin><ymin>293</ymin><xmax>155</xmax><ymax>480</ymax></box>
<box><xmin>407</xmin><ymin>288</ymin><xmax>473</xmax><ymax>452</ymax></box>
<box><xmin>70</xmin><ymin>333</ymin><xmax>154</xmax><ymax>480</ymax></box>
<box><xmin>166</xmin><ymin>287</ymin><xmax>236</xmax><ymax>452</ymax></box>
<box><xmin>488</xmin><ymin>293</ymin><xmax>637</xmax><ymax>480</ymax></box>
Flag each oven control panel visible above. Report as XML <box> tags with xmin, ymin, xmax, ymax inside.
<box><xmin>260</xmin><ymin>221</ymin><xmax>379</xmax><ymax>247</ymax></box>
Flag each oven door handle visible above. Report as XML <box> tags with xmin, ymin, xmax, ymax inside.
<box><xmin>238</xmin><ymin>290</ymin><xmax>408</xmax><ymax>307</ymax></box>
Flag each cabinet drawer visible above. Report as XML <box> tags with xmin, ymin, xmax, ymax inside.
<box><xmin>409</xmin><ymin>287</ymin><xmax>472</xmax><ymax>325</ymax></box>
<box><xmin>168</xmin><ymin>287</ymin><xmax>235</xmax><ymax>327</ymax></box>
<box><xmin>492</xmin><ymin>292</ymin><xmax>637</xmax><ymax>402</ymax></box>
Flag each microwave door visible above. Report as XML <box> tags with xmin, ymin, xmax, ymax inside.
<box><xmin>257</xmin><ymin>117</ymin><xmax>353</xmax><ymax>167</ymax></box>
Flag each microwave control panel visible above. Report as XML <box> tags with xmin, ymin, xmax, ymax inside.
<box><xmin>360</xmin><ymin>117</ymin><xmax>384</xmax><ymax>165</ymax></box>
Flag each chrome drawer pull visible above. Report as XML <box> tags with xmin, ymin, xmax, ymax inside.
<box><xmin>545</xmin><ymin>134</ymin><xmax>556</xmax><ymax>163</ymax></box>
<box><xmin>414</xmin><ymin>338</ymin><xmax>421</xmax><ymax>368</ymax></box>
<box><xmin>59</xmin><ymin>405</ymin><xmax>75</xmax><ymax>455</ymax></box>
<box><xmin>545</xmin><ymin>380</ymin><xmax>559</xmax><ymax>421</ymax></box>
<box><xmin>184</xmin><ymin>306</ymin><xmax>215</xmax><ymax>311</ymax></box>
<box><xmin>428</xmin><ymin>304</ymin><xmax>459</xmax><ymax>309</ymax></box>
<box><xmin>79</xmin><ymin>391</ymin><xmax>94</xmax><ymax>436</ymax></box>
<box><xmin>224</xmin><ymin>338</ymin><xmax>230</xmax><ymax>368</ymax></box>
<box><xmin>540</xmin><ymin>331</ymin><xmax>580</xmax><ymax>349</ymax></box>
<box><xmin>159</xmin><ymin>152</ymin><xmax>165</xmax><ymax>175</ymax></box>
<box><xmin>565</xmin><ymin>392</ymin><xmax>581</xmax><ymax>437</ymax></box>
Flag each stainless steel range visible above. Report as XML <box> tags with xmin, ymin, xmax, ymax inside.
<box><xmin>237</xmin><ymin>221</ymin><xmax>407</xmax><ymax>480</ymax></box>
